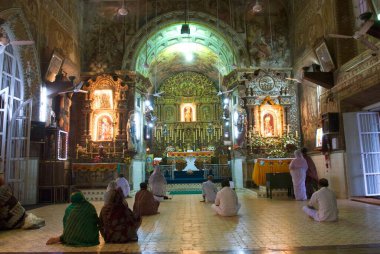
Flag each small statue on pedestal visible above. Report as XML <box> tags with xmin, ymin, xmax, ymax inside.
<box><xmin>50</xmin><ymin>110</ymin><xmax>57</xmax><ymax>127</ymax></box>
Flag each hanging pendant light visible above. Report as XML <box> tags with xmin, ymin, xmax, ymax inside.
<box><xmin>252</xmin><ymin>0</ymin><xmax>262</xmax><ymax>13</ymax></box>
<box><xmin>118</xmin><ymin>0</ymin><xmax>128</xmax><ymax>16</ymax></box>
<box><xmin>181</xmin><ymin>0</ymin><xmax>190</xmax><ymax>34</ymax></box>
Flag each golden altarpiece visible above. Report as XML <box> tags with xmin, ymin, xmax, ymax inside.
<box><xmin>79</xmin><ymin>74</ymin><xmax>129</xmax><ymax>157</ymax></box>
<box><xmin>152</xmin><ymin>72</ymin><xmax>223</xmax><ymax>155</ymax></box>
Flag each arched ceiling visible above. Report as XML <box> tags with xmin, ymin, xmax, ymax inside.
<box><xmin>135</xmin><ymin>22</ymin><xmax>236</xmax><ymax>87</ymax></box>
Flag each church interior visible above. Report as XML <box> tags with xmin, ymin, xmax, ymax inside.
<box><xmin>1</xmin><ymin>0</ymin><xmax>380</xmax><ymax>253</ymax></box>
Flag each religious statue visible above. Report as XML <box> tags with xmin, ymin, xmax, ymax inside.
<box><xmin>98</xmin><ymin>116</ymin><xmax>112</xmax><ymax>140</ymax></box>
<box><xmin>263</xmin><ymin>114</ymin><xmax>274</xmax><ymax>137</ymax></box>
<box><xmin>184</xmin><ymin>106</ymin><xmax>192</xmax><ymax>122</ymax></box>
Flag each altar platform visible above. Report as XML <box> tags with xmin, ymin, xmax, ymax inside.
<box><xmin>159</xmin><ymin>164</ymin><xmax>231</xmax><ymax>184</ymax></box>
<box><xmin>71</xmin><ymin>162</ymin><xmax>129</xmax><ymax>188</ymax></box>
<box><xmin>252</xmin><ymin>158</ymin><xmax>292</xmax><ymax>186</ymax></box>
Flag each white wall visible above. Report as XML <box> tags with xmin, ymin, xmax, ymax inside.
<box><xmin>310</xmin><ymin>151</ymin><xmax>348</xmax><ymax>198</ymax></box>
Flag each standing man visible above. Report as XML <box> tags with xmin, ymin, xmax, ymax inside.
<box><xmin>116</xmin><ymin>174</ymin><xmax>131</xmax><ymax>198</ymax></box>
<box><xmin>212</xmin><ymin>179</ymin><xmax>241</xmax><ymax>217</ymax></box>
<box><xmin>201</xmin><ymin>175</ymin><xmax>218</xmax><ymax>203</ymax></box>
<box><xmin>301</xmin><ymin>147</ymin><xmax>319</xmax><ymax>199</ymax></box>
<box><xmin>302</xmin><ymin>178</ymin><xmax>338</xmax><ymax>222</ymax></box>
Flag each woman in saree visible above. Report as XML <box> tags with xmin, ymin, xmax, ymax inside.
<box><xmin>46</xmin><ymin>191</ymin><xmax>99</xmax><ymax>246</ymax></box>
<box><xmin>148</xmin><ymin>165</ymin><xmax>169</xmax><ymax>201</ymax></box>
<box><xmin>289</xmin><ymin>149</ymin><xmax>308</xmax><ymax>201</ymax></box>
<box><xmin>99</xmin><ymin>188</ymin><xmax>141</xmax><ymax>243</ymax></box>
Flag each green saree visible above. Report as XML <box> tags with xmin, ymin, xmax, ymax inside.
<box><xmin>60</xmin><ymin>192</ymin><xmax>99</xmax><ymax>246</ymax></box>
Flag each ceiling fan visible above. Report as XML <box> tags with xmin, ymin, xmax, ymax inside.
<box><xmin>285</xmin><ymin>77</ymin><xmax>301</xmax><ymax>83</ymax></box>
<box><xmin>142</xmin><ymin>91</ymin><xmax>164</xmax><ymax>98</ymax></box>
<box><xmin>327</xmin><ymin>19</ymin><xmax>379</xmax><ymax>53</ymax></box>
<box><xmin>217</xmin><ymin>88</ymin><xmax>235</xmax><ymax>96</ymax></box>
<box><xmin>58</xmin><ymin>81</ymin><xmax>88</xmax><ymax>95</ymax></box>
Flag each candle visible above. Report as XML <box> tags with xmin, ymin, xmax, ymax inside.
<box><xmin>287</xmin><ymin>124</ymin><xmax>290</xmax><ymax>134</ymax></box>
<box><xmin>295</xmin><ymin>130</ymin><xmax>298</xmax><ymax>138</ymax></box>
<box><xmin>76</xmin><ymin>144</ymin><xmax>79</xmax><ymax>159</ymax></box>
<box><xmin>113</xmin><ymin>138</ymin><xmax>116</xmax><ymax>155</ymax></box>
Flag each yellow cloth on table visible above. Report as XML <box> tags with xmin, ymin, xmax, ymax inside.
<box><xmin>252</xmin><ymin>158</ymin><xmax>293</xmax><ymax>186</ymax></box>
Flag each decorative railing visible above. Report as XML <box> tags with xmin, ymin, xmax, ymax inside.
<box><xmin>158</xmin><ymin>164</ymin><xmax>230</xmax><ymax>182</ymax></box>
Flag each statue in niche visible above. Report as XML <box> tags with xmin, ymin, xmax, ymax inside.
<box><xmin>166</xmin><ymin>107</ymin><xmax>174</xmax><ymax>121</ymax></box>
<box><xmin>202</xmin><ymin>106</ymin><xmax>210</xmax><ymax>121</ymax></box>
<box><xmin>184</xmin><ymin>106</ymin><xmax>192</xmax><ymax>122</ymax></box>
<box><xmin>263</xmin><ymin>113</ymin><xmax>274</xmax><ymax>137</ymax></box>
<box><xmin>98</xmin><ymin>116</ymin><xmax>112</xmax><ymax>141</ymax></box>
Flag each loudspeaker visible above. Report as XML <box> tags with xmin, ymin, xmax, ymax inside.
<box><xmin>30</xmin><ymin>121</ymin><xmax>46</xmax><ymax>142</ymax></box>
<box><xmin>322</xmin><ymin>113</ymin><xmax>339</xmax><ymax>133</ymax></box>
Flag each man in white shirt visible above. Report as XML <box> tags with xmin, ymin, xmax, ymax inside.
<box><xmin>201</xmin><ymin>175</ymin><xmax>218</xmax><ymax>203</ymax></box>
<box><xmin>212</xmin><ymin>179</ymin><xmax>241</xmax><ymax>216</ymax></box>
<box><xmin>302</xmin><ymin>178</ymin><xmax>338</xmax><ymax>222</ymax></box>
<box><xmin>116</xmin><ymin>174</ymin><xmax>131</xmax><ymax>198</ymax></box>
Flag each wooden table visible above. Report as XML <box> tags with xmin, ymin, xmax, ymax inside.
<box><xmin>252</xmin><ymin>158</ymin><xmax>293</xmax><ymax>186</ymax></box>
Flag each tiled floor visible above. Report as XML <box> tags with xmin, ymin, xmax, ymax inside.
<box><xmin>1</xmin><ymin>189</ymin><xmax>380</xmax><ymax>253</ymax></box>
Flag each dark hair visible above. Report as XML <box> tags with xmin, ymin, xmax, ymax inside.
<box><xmin>221</xmin><ymin>179</ymin><xmax>230</xmax><ymax>188</ymax></box>
<box><xmin>301</xmin><ymin>147</ymin><xmax>308</xmax><ymax>154</ymax></box>
<box><xmin>140</xmin><ymin>182</ymin><xmax>148</xmax><ymax>189</ymax></box>
<box><xmin>319</xmin><ymin>178</ymin><xmax>329</xmax><ymax>187</ymax></box>
<box><xmin>119</xmin><ymin>174</ymin><xmax>124</xmax><ymax>178</ymax></box>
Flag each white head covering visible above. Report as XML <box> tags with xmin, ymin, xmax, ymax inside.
<box><xmin>289</xmin><ymin>149</ymin><xmax>308</xmax><ymax>170</ymax></box>
<box><xmin>148</xmin><ymin>165</ymin><xmax>167</xmax><ymax>197</ymax></box>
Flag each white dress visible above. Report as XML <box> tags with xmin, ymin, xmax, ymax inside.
<box><xmin>212</xmin><ymin>187</ymin><xmax>241</xmax><ymax>216</ymax></box>
<box><xmin>116</xmin><ymin>177</ymin><xmax>130</xmax><ymax>197</ymax></box>
<box><xmin>202</xmin><ymin>180</ymin><xmax>218</xmax><ymax>202</ymax></box>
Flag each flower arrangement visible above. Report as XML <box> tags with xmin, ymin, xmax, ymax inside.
<box><xmin>248</xmin><ymin>133</ymin><xmax>300</xmax><ymax>158</ymax></box>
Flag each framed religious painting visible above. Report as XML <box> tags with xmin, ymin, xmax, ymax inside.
<box><xmin>45</xmin><ymin>51</ymin><xmax>64</xmax><ymax>82</ymax></box>
<box><xmin>315</xmin><ymin>40</ymin><xmax>335</xmax><ymax>72</ymax></box>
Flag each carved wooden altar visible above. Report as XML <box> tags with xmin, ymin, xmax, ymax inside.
<box><xmin>80</xmin><ymin>74</ymin><xmax>129</xmax><ymax>156</ymax></box>
<box><xmin>152</xmin><ymin>72</ymin><xmax>223</xmax><ymax>153</ymax></box>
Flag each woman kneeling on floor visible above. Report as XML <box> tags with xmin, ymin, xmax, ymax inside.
<box><xmin>99</xmin><ymin>188</ymin><xmax>141</xmax><ymax>243</ymax></box>
<box><xmin>46</xmin><ymin>191</ymin><xmax>99</xmax><ymax>246</ymax></box>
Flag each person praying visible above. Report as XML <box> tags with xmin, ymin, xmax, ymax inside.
<box><xmin>301</xmin><ymin>147</ymin><xmax>319</xmax><ymax>199</ymax></box>
<box><xmin>149</xmin><ymin>165</ymin><xmax>170</xmax><ymax>201</ymax></box>
<box><xmin>46</xmin><ymin>191</ymin><xmax>99</xmax><ymax>246</ymax></box>
<box><xmin>201</xmin><ymin>175</ymin><xmax>218</xmax><ymax>203</ymax></box>
<box><xmin>0</xmin><ymin>177</ymin><xmax>45</xmax><ymax>230</ymax></box>
<box><xmin>302</xmin><ymin>178</ymin><xmax>338</xmax><ymax>222</ymax></box>
<box><xmin>133</xmin><ymin>182</ymin><xmax>160</xmax><ymax>216</ymax></box>
<box><xmin>104</xmin><ymin>180</ymin><xmax>117</xmax><ymax>205</ymax></box>
<box><xmin>212</xmin><ymin>179</ymin><xmax>241</xmax><ymax>217</ymax></box>
<box><xmin>289</xmin><ymin>149</ymin><xmax>308</xmax><ymax>201</ymax></box>
<box><xmin>100</xmin><ymin>188</ymin><xmax>141</xmax><ymax>243</ymax></box>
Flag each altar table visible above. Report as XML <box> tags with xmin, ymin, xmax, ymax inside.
<box><xmin>72</xmin><ymin>163</ymin><xmax>127</xmax><ymax>188</ymax></box>
<box><xmin>167</xmin><ymin>151</ymin><xmax>213</xmax><ymax>171</ymax></box>
<box><xmin>252</xmin><ymin>158</ymin><xmax>293</xmax><ymax>186</ymax></box>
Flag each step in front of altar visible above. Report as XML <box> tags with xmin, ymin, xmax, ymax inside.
<box><xmin>250</xmin><ymin>186</ymin><xmax>293</xmax><ymax>198</ymax></box>
<box><xmin>80</xmin><ymin>189</ymin><xmax>106</xmax><ymax>202</ymax></box>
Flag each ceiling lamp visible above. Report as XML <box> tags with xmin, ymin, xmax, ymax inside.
<box><xmin>181</xmin><ymin>0</ymin><xmax>190</xmax><ymax>34</ymax></box>
<box><xmin>118</xmin><ymin>0</ymin><xmax>128</xmax><ymax>16</ymax></box>
<box><xmin>252</xmin><ymin>0</ymin><xmax>262</xmax><ymax>13</ymax></box>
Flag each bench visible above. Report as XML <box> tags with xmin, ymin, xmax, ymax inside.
<box><xmin>266</xmin><ymin>172</ymin><xmax>293</xmax><ymax>199</ymax></box>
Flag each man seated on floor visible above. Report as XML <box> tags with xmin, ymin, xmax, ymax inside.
<box><xmin>302</xmin><ymin>178</ymin><xmax>338</xmax><ymax>222</ymax></box>
<box><xmin>212</xmin><ymin>179</ymin><xmax>241</xmax><ymax>216</ymax></box>
<box><xmin>0</xmin><ymin>176</ymin><xmax>45</xmax><ymax>230</ymax></box>
<box><xmin>201</xmin><ymin>175</ymin><xmax>218</xmax><ymax>203</ymax></box>
<box><xmin>133</xmin><ymin>182</ymin><xmax>160</xmax><ymax>216</ymax></box>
